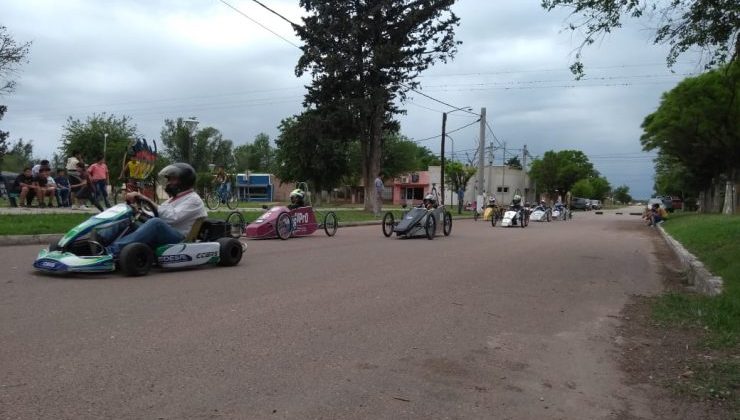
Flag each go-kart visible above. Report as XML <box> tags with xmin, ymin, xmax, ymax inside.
<box><xmin>33</xmin><ymin>200</ymin><xmax>245</xmax><ymax>276</ymax></box>
<box><xmin>529</xmin><ymin>205</ymin><xmax>552</xmax><ymax>222</ymax></box>
<box><xmin>382</xmin><ymin>187</ymin><xmax>452</xmax><ymax>239</ymax></box>
<box><xmin>500</xmin><ymin>205</ymin><xmax>529</xmax><ymax>228</ymax></box>
<box><xmin>243</xmin><ymin>182</ymin><xmax>337</xmax><ymax>240</ymax></box>
<box><xmin>552</xmin><ymin>204</ymin><xmax>570</xmax><ymax>221</ymax></box>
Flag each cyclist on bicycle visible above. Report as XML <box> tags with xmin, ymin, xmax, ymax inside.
<box><xmin>212</xmin><ymin>166</ymin><xmax>230</xmax><ymax>203</ymax></box>
<box><xmin>288</xmin><ymin>189</ymin><xmax>305</xmax><ymax>209</ymax></box>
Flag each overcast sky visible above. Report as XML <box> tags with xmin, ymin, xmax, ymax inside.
<box><xmin>2</xmin><ymin>0</ymin><xmax>703</xmax><ymax>198</ymax></box>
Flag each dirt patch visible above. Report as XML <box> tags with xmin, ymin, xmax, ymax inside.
<box><xmin>615</xmin><ymin>227</ymin><xmax>738</xmax><ymax>419</ymax></box>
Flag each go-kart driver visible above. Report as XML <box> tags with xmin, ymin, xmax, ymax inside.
<box><xmin>485</xmin><ymin>195</ymin><xmax>497</xmax><ymax>209</ymax></box>
<box><xmin>287</xmin><ymin>189</ymin><xmax>305</xmax><ymax>209</ymax></box>
<box><xmin>420</xmin><ymin>193</ymin><xmax>437</xmax><ymax>210</ymax></box>
<box><xmin>509</xmin><ymin>194</ymin><xmax>523</xmax><ymax>224</ymax></box>
<box><xmin>105</xmin><ymin>163</ymin><xmax>207</xmax><ymax>256</ymax></box>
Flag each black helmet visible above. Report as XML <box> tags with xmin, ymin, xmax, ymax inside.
<box><xmin>159</xmin><ymin>163</ymin><xmax>196</xmax><ymax>196</ymax></box>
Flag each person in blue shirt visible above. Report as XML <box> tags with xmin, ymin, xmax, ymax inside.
<box><xmin>54</xmin><ymin>168</ymin><xmax>71</xmax><ymax>207</ymax></box>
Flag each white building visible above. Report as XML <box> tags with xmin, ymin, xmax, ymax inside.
<box><xmin>465</xmin><ymin>165</ymin><xmax>534</xmax><ymax>205</ymax></box>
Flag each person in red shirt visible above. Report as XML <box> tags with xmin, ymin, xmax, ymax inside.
<box><xmin>88</xmin><ymin>155</ymin><xmax>111</xmax><ymax>208</ymax></box>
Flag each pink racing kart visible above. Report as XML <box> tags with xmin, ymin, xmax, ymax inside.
<box><xmin>243</xmin><ymin>183</ymin><xmax>338</xmax><ymax>240</ymax></box>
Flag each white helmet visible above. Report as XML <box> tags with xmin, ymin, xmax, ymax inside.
<box><xmin>512</xmin><ymin>194</ymin><xmax>522</xmax><ymax>205</ymax></box>
<box><xmin>488</xmin><ymin>196</ymin><xmax>496</xmax><ymax>203</ymax></box>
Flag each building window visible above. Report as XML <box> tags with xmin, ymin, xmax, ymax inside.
<box><xmin>497</xmin><ymin>186</ymin><xmax>509</xmax><ymax>193</ymax></box>
<box><xmin>401</xmin><ymin>187</ymin><xmax>424</xmax><ymax>201</ymax></box>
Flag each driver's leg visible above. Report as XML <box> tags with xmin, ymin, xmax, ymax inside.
<box><xmin>108</xmin><ymin>218</ymin><xmax>184</xmax><ymax>256</ymax></box>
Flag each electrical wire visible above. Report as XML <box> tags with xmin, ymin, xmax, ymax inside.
<box><xmin>218</xmin><ymin>0</ymin><xmax>301</xmax><ymax>48</ymax></box>
<box><xmin>411</xmin><ymin>118</ymin><xmax>480</xmax><ymax>143</ymax></box>
<box><xmin>250</xmin><ymin>0</ymin><xmax>300</xmax><ymax>27</ymax></box>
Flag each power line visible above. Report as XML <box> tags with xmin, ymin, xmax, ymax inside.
<box><xmin>218</xmin><ymin>0</ymin><xmax>301</xmax><ymax>48</ymax></box>
<box><xmin>417</xmin><ymin>62</ymin><xmax>700</xmax><ymax>78</ymax></box>
<box><xmin>400</xmin><ymin>82</ymin><xmax>480</xmax><ymax>116</ymax></box>
<box><xmin>250</xmin><ymin>0</ymin><xmax>300</xmax><ymax>27</ymax></box>
<box><xmin>411</xmin><ymin>118</ymin><xmax>480</xmax><ymax>143</ymax></box>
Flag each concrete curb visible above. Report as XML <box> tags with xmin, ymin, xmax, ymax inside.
<box><xmin>656</xmin><ymin>225</ymin><xmax>723</xmax><ymax>296</ymax></box>
<box><xmin>0</xmin><ymin>234</ymin><xmax>63</xmax><ymax>247</ymax></box>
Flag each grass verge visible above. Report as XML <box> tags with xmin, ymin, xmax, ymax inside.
<box><xmin>651</xmin><ymin>212</ymin><xmax>740</xmax><ymax>409</ymax></box>
<box><xmin>0</xmin><ymin>208</ymin><xmax>471</xmax><ymax>235</ymax></box>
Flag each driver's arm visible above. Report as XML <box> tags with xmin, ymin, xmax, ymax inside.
<box><xmin>126</xmin><ymin>191</ymin><xmax>158</xmax><ymax>209</ymax></box>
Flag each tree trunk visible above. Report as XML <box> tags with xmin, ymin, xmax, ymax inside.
<box><xmin>362</xmin><ymin>102</ymin><xmax>385</xmax><ymax>212</ymax></box>
<box><xmin>722</xmin><ymin>169</ymin><xmax>737</xmax><ymax>214</ymax></box>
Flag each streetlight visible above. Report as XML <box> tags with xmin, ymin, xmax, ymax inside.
<box><xmin>103</xmin><ymin>133</ymin><xmax>108</xmax><ymax>161</ymax></box>
<box><xmin>440</xmin><ymin>106</ymin><xmax>473</xmax><ymax>206</ymax></box>
<box><xmin>183</xmin><ymin>116</ymin><xmax>199</xmax><ymax>163</ymax></box>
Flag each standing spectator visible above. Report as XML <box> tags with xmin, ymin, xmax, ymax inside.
<box><xmin>34</xmin><ymin>167</ymin><xmax>56</xmax><ymax>207</ymax></box>
<box><xmin>66</xmin><ymin>150</ymin><xmax>84</xmax><ymax>178</ymax></box>
<box><xmin>88</xmin><ymin>155</ymin><xmax>111</xmax><ymax>208</ymax></box>
<box><xmin>13</xmin><ymin>167</ymin><xmax>37</xmax><ymax>207</ymax></box>
<box><xmin>55</xmin><ymin>168</ymin><xmax>71</xmax><ymax>207</ymax></box>
<box><xmin>374</xmin><ymin>172</ymin><xmax>384</xmax><ymax>217</ymax></box>
<box><xmin>71</xmin><ymin>162</ymin><xmax>103</xmax><ymax>211</ymax></box>
<box><xmin>32</xmin><ymin>159</ymin><xmax>50</xmax><ymax>177</ymax></box>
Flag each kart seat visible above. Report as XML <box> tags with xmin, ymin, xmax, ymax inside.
<box><xmin>185</xmin><ymin>217</ymin><xmax>207</xmax><ymax>242</ymax></box>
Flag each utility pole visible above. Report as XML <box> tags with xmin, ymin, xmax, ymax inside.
<box><xmin>477</xmin><ymin>107</ymin><xmax>486</xmax><ymax>209</ymax></box>
<box><xmin>522</xmin><ymin>144</ymin><xmax>528</xmax><ymax>202</ymax></box>
<box><xmin>440</xmin><ymin>112</ymin><xmax>447</xmax><ymax>205</ymax></box>
<box><xmin>501</xmin><ymin>141</ymin><xmax>506</xmax><ymax>204</ymax></box>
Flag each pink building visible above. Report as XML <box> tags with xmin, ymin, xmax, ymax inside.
<box><xmin>391</xmin><ymin>171</ymin><xmax>432</xmax><ymax>205</ymax></box>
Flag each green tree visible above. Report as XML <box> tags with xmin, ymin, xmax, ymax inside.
<box><xmin>0</xmin><ymin>26</ymin><xmax>32</xmax><ymax>171</ymax></box>
<box><xmin>294</xmin><ymin>0</ymin><xmax>461</xmax><ymax>211</ymax></box>
<box><xmin>640</xmin><ymin>64</ymin><xmax>739</xmax><ymax>212</ymax></box>
<box><xmin>541</xmin><ymin>0</ymin><xmax>740</xmax><ymax>78</ymax></box>
<box><xmin>382</xmin><ymin>133</ymin><xmax>438</xmax><ymax>178</ymax></box>
<box><xmin>160</xmin><ymin>119</ymin><xmax>234</xmax><ymax>172</ymax></box>
<box><xmin>613</xmin><ymin>185</ymin><xmax>632</xmax><ymax>204</ymax></box>
<box><xmin>1</xmin><ymin>138</ymin><xmax>34</xmax><ymax>172</ymax></box>
<box><xmin>505</xmin><ymin>156</ymin><xmax>522</xmax><ymax>170</ymax></box>
<box><xmin>445</xmin><ymin>160</ymin><xmax>476</xmax><ymax>213</ymax></box>
<box><xmin>588</xmin><ymin>176</ymin><xmax>611</xmax><ymax>200</ymax></box>
<box><xmin>274</xmin><ymin>111</ymin><xmax>352</xmax><ymax>193</ymax></box>
<box><xmin>234</xmin><ymin>133</ymin><xmax>275</xmax><ymax>174</ymax></box>
<box><xmin>60</xmin><ymin>113</ymin><xmax>138</xmax><ymax>181</ymax></box>
<box><xmin>571</xmin><ymin>178</ymin><xmax>594</xmax><ymax>199</ymax></box>
<box><xmin>529</xmin><ymin>150</ymin><xmax>597</xmax><ymax>198</ymax></box>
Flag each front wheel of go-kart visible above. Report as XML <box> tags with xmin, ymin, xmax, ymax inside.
<box><xmin>205</xmin><ymin>192</ymin><xmax>221</xmax><ymax>211</ymax></box>
<box><xmin>425</xmin><ymin>215</ymin><xmax>436</xmax><ymax>240</ymax></box>
<box><xmin>491</xmin><ymin>211</ymin><xmax>498</xmax><ymax>227</ymax></box>
<box><xmin>217</xmin><ymin>237</ymin><xmax>243</xmax><ymax>266</ymax></box>
<box><xmin>226</xmin><ymin>211</ymin><xmax>245</xmax><ymax>238</ymax></box>
<box><xmin>473</xmin><ymin>210</ymin><xmax>479</xmax><ymax>222</ymax></box>
<box><xmin>382</xmin><ymin>212</ymin><xmax>395</xmax><ymax>237</ymax></box>
<box><xmin>323</xmin><ymin>211</ymin><xmax>338</xmax><ymax>237</ymax></box>
<box><xmin>119</xmin><ymin>242</ymin><xmax>154</xmax><ymax>276</ymax></box>
<box><xmin>443</xmin><ymin>211</ymin><xmax>452</xmax><ymax>236</ymax></box>
<box><xmin>546</xmin><ymin>211</ymin><xmax>552</xmax><ymax>222</ymax></box>
<box><xmin>276</xmin><ymin>212</ymin><xmax>292</xmax><ymax>240</ymax></box>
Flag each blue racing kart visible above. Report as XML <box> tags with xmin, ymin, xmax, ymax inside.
<box><xmin>33</xmin><ymin>201</ymin><xmax>246</xmax><ymax>276</ymax></box>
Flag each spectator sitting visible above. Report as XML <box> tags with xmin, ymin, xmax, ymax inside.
<box><xmin>649</xmin><ymin>203</ymin><xmax>668</xmax><ymax>227</ymax></box>
<box><xmin>34</xmin><ymin>167</ymin><xmax>56</xmax><ymax>208</ymax></box>
<box><xmin>32</xmin><ymin>159</ymin><xmax>51</xmax><ymax>178</ymax></box>
<box><xmin>13</xmin><ymin>167</ymin><xmax>37</xmax><ymax>207</ymax></box>
<box><xmin>55</xmin><ymin>169</ymin><xmax>71</xmax><ymax>207</ymax></box>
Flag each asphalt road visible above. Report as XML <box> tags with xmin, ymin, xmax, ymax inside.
<box><xmin>1</xmin><ymin>208</ymin><xmax>665</xmax><ymax>419</ymax></box>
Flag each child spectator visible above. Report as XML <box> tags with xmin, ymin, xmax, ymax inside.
<box><xmin>55</xmin><ymin>169</ymin><xmax>71</xmax><ymax>207</ymax></box>
<box><xmin>70</xmin><ymin>162</ymin><xmax>103</xmax><ymax>211</ymax></box>
<box><xmin>32</xmin><ymin>159</ymin><xmax>50</xmax><ymax>178</ymax></box>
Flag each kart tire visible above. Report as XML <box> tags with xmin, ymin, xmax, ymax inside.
<box><xmin>473</xmin><ymin>210</ymin><xmax>479</xmax><ymax>222</ymax></box>
<box><xmin>226</xmin><ymin>211</ymin><xmax>245</xmax><ymax>238</ymax></box>
<box><xmin>205</xmin><ymin>192</ymin><xmax>221</xmax><ymax>211</ymax></box>
<box><xmin>425</xmin><ymin>215</ymin><xmax>436</xmax><ymax>240</ymax></box>
<box><xmin>217</xmin><ymin>237</ymin><xmax>243</xmax><ymax>266</ymax></box>
<box><xmin>119</xmin><ymin>242</ymin><xmax>153</xmax><ymax>276</ymax></box>
<box><xmin>443</xmin><ymin>211</ymin><xmax>452</xmax><ymax>236</ymax></box>
<box><xmin>547</xmin><ymin>211</ymin><xmax>552</xmax><ymax>222</ymax></box>
<box><xmin>382</xmin><ymin>212</ymin><xmax>395</xmax><ymax>238</ymax></box>
<box><xmin>276</xmin><ymin>212</ymin><xmax>292</xmax><ymax>240</ymax></box>
<box><xmin>523</xmin><ymin>214</ymin><xmax>529</xmax><ymax>228</ymax></box>
<box><xmin>491</xmin><ymin>211</ymin><xmax>497</xmax><ymax>227</ymax></box>
<box><xmin>323</xmin><ymin>211</ymin><xmax>338</xmax><ymax>237</ymax></box>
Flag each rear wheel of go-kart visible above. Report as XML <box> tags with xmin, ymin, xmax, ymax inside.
<box><xmin>491</xmin><ymin>210</ymin><xmax>498</xmax><ymax>227</ymax></box>
<box><xmin>523</xmin><ymin>213</ymin><xmax>530</xmax><ymax>227</ymax></box>
<box><xmin>217</xmin><ymin>237</ymin><xmax>243</xmax><ymax>266</ymax></box>
<box><xmin>382</xmin><ymin>212</ymin><xmax>395</xmax><ymax>237</ymax></box>
<box><xmin>276</xmin><ymin>212</ymin><xmax>292</xmax><ymax>240</ymax></box>
<box><xmin>226</xmin><ymin>211</ymin><xmax>245</xmax><ymax>238</ymax></box>
<box><xmin>473</xmin><ymin>210</ymin><xmax>479</xmax><ymax>222</ymax></box>
<box><xmin>119</xmin><ymin>242</ymin><xmax>154</xmax><ymax>276</ymax></box>
<box><xmin>226</xmin><ymin>192</ymin><xmax>239</xmax><ymax>210</ymax></box>
<box><xmin>323</xmin><ymin>211</ymin><xmax>338</xmax><ymax>237</ymax></box>
<box><xmin>546</xmin><ymin>211</ymin><xmax>552</xmax><ymax>222</ymax></box>
<box><xmin>205</xmin><ymin>191</ymin><xmax>221</xmax><ymax>211</ymax></box>
<box><xmin>424</xmin><ymin>215</ymin><xmax>436</xmax><ymax>240</ymax></box>
<box><xmin>443</xmin><ymin>211</ymin><xmax>452</xmax><ymax>236</ymax></box>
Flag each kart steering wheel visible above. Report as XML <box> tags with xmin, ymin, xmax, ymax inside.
<box><xmin>133</xmin><ymin>196</ymin><xmax>158</xmax><ymax>220</ymax></box>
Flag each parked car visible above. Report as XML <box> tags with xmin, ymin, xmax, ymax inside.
<box><xmin>590</xmin><ymin>199</ymin><xmax>602</xmax><ymax>210</ymax></box>
<box><xmin>571</xmin><ymin>197</ymin><xmax>588</xmax><ymax>210</ymax></box>
<box><xmin>670</xmin><ymin>196</ymin><xmax>683</xmax><ymax>210</ymax></box>
<box><xmin>647</xmin><ymin>197</ymin><xmax>674</xmax><ymax>212</ymax></box>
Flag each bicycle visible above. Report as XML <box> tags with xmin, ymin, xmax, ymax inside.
<box><xmin>204</xmin><ymin>181</ymin><xmax>239</xmax><ymax>211</ymax></box>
